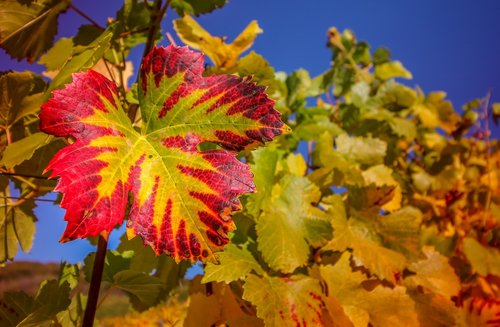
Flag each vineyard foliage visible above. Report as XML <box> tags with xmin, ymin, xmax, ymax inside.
<box><xmin>1</xmin><ymin>0</ymin><xmax>500</xmax><ymax>326</ymax></box>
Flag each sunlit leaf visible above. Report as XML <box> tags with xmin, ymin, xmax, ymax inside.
<box><xmin>39</xmin><ymin>45</ymin><xmax>286</xmax><ymax>262</ymax></box>
<box><xmin>242</xmin><ymin>274</ymin><xmax>326</xmax><ymax>327</ymax></box>
<box><xmin>463</xmin><ymin>238</ymin><xmax>500</xmax><ymax>276</ymax></box>
<box><xmin>203</xmin><ymin>243</ymin><xmax>264</xmax><ymax>283</ymax></box>
<box><xmin>174</xmin><ymin>15</ymin><xmax>262</xmax><ymax>69</ymax></box>
<box><xmin>320</xmin><ymin>252</ymin><xmax>419</xmax><ymax>327</ymax></box>
<box><xmin>0</xmin><ymin>179</ymin><xmax>36</xmax><ymax>263</ymax></box>
<box><xmin>0</xmin><ymin>133</ymin><xmax>52</xmax><ymax>169</ymax></box>
<box><xmin>256</xmin><ymin>175</ymin><xmax>327</xmax><ymax>273</ymax></box>
<box><xmin>0</xmin><ymin>0</ymin><xmax>69</xmax><ymax>62</ymax></box>
<box><xmin>375</xmin><ymin>61</ymin><xmax>412</xmax><ymax>80</ymax></box>
<box><xmin>406</xmin><ymin>247</ymin><xmax>460</xmax><ymax>298</ymax></box>
<box><xmin>335</xmin><ymin>134</ymin><xmax>387</xmax><ymax>166</ymax></box>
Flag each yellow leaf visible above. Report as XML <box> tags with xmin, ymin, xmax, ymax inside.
<box><xmin>174</xmin><ymin>15</ymin><xmax>262</xmax><ymax>69</ymax></box>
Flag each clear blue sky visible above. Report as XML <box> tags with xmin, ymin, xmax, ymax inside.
<box><xmin>4</xmin><ymin>0</ymin><xmax>500</xmax><ymax>263</ymax></box>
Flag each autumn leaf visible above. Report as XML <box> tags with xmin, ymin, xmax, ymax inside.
<box><xmin>174</xmin><ymin>15</ymin><xmax>262</xmax><ymax>70</ymax></box>
<box><xmin>39</xmin><ymin>45</ymin><xmax>287</xmax><ymax>262</ymax></box>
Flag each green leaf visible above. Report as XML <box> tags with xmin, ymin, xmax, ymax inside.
<box><xmin>118</xmin><ymin>234</ymin><xmax>158</xmax><ymax>273</ymax></box>
<box><xmin>237</xmin><ymin>51</ymin><xmax>282</xmax><ymax>97</ymax></box>
<box><xmin>18</xmin><ymin>280</ymin><xmax>71</xmax><ymax>327</ymax></box>
<box><xmin>322</xmin><ymin>207</ymin><xmax>407</xmax><ymax>283</ymax></box>
<box><xmin>242</xmin><ymin>274</ymin><xmax>326</xmax><ymax>326</ymax></box>
<box><xmin>369</xmin><ymin>206</ymin><xmax>422</xmax><ymax>259</ymax></box>
<box><xmin>256</xmin><ymin>175</ymin><xmax>326</xmax><ymax>273</ymax></box>
<box><xmin>375</xmin><ymin>61</ymin><xmax>412</xmax><ymax>80</ymax></box>
<box><xmin>153</xmin><ymin>256</ymin><xmax>191</xmax><ymax>295</ymax></box>
<box><xmin>284</xmin><ymin>153</ymin><xmax>307</xmax><ymax>177</ymax></box>
<box><xmin>351</xmin><ymin>81</ymin><xmax>370</xmax><ymax>108</ymax></box>
<box><xmin>336</xmin><ymin>134</ymin><xmax>387</xmax><ymax>166</ymax></box>
<box><xmin>0</xmin><ymin>291</ymin><xmax>34</xmax><ymax>327</ymax></box>
<box><xmin>58</xmin><ymin>262</ymin><xmax>80</xmax><ymax>290</ymax></box>
<box><xmin>0</xmin><ymin>71</ymin><xmax>45</xmax><ymax>128</ymax></box>
<box><xmin>310</xmin><ymin>133</ymin><xmax>364</xmax><ymax>187</ymax></box>
<box><xmin>373</xmin><ymin>47</ymin><xmax>391</xmax><ymax>65</ymax></box>
<box><xmin>38</xmin><ymin>37</ymin><xmax>73</xmax><ymax>71</ymax></box>
<box><xmin>0</xmin><ymin>180</ymin><xmax>36</xmax><ymax>263</ymax></box>
<box><xmin>463</xmin><ymin>237</ymin><xmax>500</xmax><ymax>276</ymax></box>
<box><xmin>320</xmin><ymin>252</ymin><xmax>419</xmax><ymax>327</ymax></box>
<box><xmin>112</xmin><ymin>270</ymin><xmax>163</xmax><ymax>307</ymax></box>
<box><xmin>47</xmin><ymin>26</ymin><xmax>114</xmax><ymax>92</ymax></box>
<box><xmin>203</xmin><ymin>243</ymin><xmax>264</xmax><ymax>283</ymax></box>
<box><xmin>56</xmin><ymin>293</ymin><xmax>86</xmax><ymax>327</ymax></box>
<box><xmin>246</xmin><ymin>147</ymin><xmax>284</xmax><ymax>218</ymax></box>
<box><xmin>0</xmin><ymin>0</ymin><xmax>69</xmax><ymax>62</ymax></box>
<box><xmin>115</xmin><ymin>0</ymin><xmax>153</xmax><ymax>52</ymax></box>
<box><xmin>286</xmin><ymin>69</ymin><xmax>312</xmax><ymax>111</ymax></box>
<box><xmin>171</xmin><ymin>0</ymin><xmax>227</xmax><ymax>16</ymax></box>
<box><xmin>406</xmin><ymin>247</ymin><xmax>460</xmax><ymax>298</ymax></box>
<box><xmin>375</xmin><ymin>81</ymin><xmax>417</xmax><ymax>110</ymax></box>
<box><xmin>0</xmin><ymin>133</ymin><xmax>52</xmax><ymax>169</ymax></box>
<box><xmin>294</xmin><ymin>112</ymin><xmax>343</xmax><ymax>141</ymax></box>
<box><xmin>83</xmin><ymin>250</ymin><xmax>134</xmax><ymax>283</ymax></box>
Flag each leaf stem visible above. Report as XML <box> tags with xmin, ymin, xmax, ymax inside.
<box><xmin>0</xmin><ymin>171</ymin><xmax>49</xmax><ymax>180</ymax></box>
<box><xmin>82</xmin><ymin>233</ymin><xmax>109</xmax><ymax>327</ymax></box>
<box><xmin>67</xmin><ymin>2</ymin><xmax>105</xmax><ymax>30</ymax></box>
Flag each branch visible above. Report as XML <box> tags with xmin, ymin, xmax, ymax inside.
<box><xmin>0</xmin><ymin>172</ymin><xmax>49</xmax><ymax>180</ymax></box>
<box><xmin>67</xmin><ymin>2</ymin><xmax>105</xmax><ymax>30</ymax></box>
<box><xmin>0</xmin><ymin>196</ymin><xmax>57</xmax><ymax>204</ymax></box>
<box><xmin>82</xmin><ymin>233</ymin><xmax>109</xmax><ymax>327</ymax></box>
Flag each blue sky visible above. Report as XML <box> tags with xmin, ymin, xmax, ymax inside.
<box><xmin>4</xmin><ymin>0</ymin><xmax>500</xmax><ymax>263</ymax></box>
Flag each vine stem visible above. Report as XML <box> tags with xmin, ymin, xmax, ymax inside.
<box><xmin>82</xmin><ymin>232</ymin><xmax>109</xmax><ymax>327</ymax></box>
<box><xmin>67</xmin><ymin>2</ymin><xmax>105</xmax><ymax>30</ymax></box>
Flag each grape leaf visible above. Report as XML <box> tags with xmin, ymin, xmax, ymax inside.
<box><xmin>185</xmin><ymin>281</ymin><xmax>261</xmax><ymax>327</ymax></box>
<box><xmin>321</xmin><ymin>202</ymin><xmax>407</xmax><ymax>283</ymax></box>
<box><xmin>174</xmin><ymin>15</ymin><xmax>262</xmax><ymax>70</ymax></box>
<box><xmin>46</xmin><ymin>26</ymin><xmax>114</xmax><ymax>92</ymax></box>
<box><xmin>39</xmin><ymin>45</ymin><xmax>287</xmax><ymax>262</ymax></box>
<box><xmin>236</xmin><ymin>51</ymin><xmax>283</xmax><ymax>97</ymax></box>
<box><xmin>242</xmin><ymin>274</ymin><xmax>326</xmax><ymax>327</ymax></box>
<box><xmin>364</xmin><ymin>206</ymin><xmax>423</xmax><ymax>259</ymax></box>
<box><xmin>361</xmin><ymin>165</ymin><xmax>402</xmax><ymax>212</ymax></box>
<box><xmin>202</xmin><ymin>243</ymin><xmax>264</xmax><ymax>283</ymax></box>
<box><xmin>410</xmin><ymin>290</ymin><xmax>459</xmax><ymax>327</ymax></box>
<box><xmin>406</xmin><ymin>246</ymin><xmax>460</xmax><ymax>298</ymax></box>
<box><xmin>171</xmin><ymin>0</ymin><xmax>227</xmax><ymax>16</ymax></box>
<box><xmin>112</xmin><ymin>270</ymin><xmax>164</xmax><ymax>308</ymax></box>
<box><xmin>246</xmin><ymin>147</ymin><xmax>284</xmax><ymax>218</ymax></box>
<box><xmin>0</xmin><ymin>0</ymin><xmax>69</xmax><ymax>63</ymax></box>
<box><xmin>0</xmin><ymin>71</ymin><xmax>45</xmax><ymax>129</ymax></box>
<box><xmin>0</xmin><ymin>178</ymin><xmax>36</xmax><ymax>263</ymax></box>
<box><xmin>320</xmin><ymin>252</ymin><xmax>419</xmax><ymax>327</ymax></box>
<box><xmin>335</xmin><ymin>134</ymin><xmax>387</xmax><ymax>166</ymax></box>
<box><xmin>0</xmin><ymin>133</ymin><xmax>52</xmax><ymax>169</ymax></box>
<box><xmin>374</xmin><ymin>61</ymin><xmax>412</xmax><ymax>80</ymax></box>
<box><xmin>14</xmin><ymin>280</ymin><xmax>71</xmax><ymax>327</ymax></box>
<box><xmin>462</xmin><ymin>237</ymin><xmax>500</xmax><ymax>276</ymax></box>
<box><xmin>256</xmin><ymin>175</ymin><xmax>328</xmax><ymax>273</ymax></box>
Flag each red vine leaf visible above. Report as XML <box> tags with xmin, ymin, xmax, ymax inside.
<box><xmin>39</xmin><ymin>45</ymin><xmax>287</xmax><ymax>262</ymax></box>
